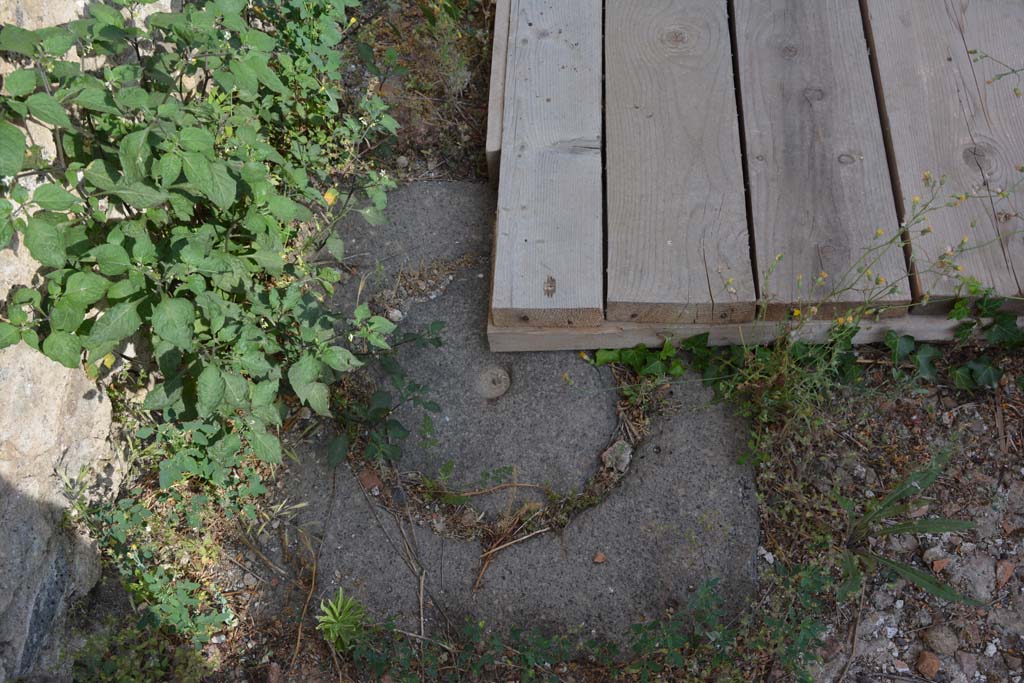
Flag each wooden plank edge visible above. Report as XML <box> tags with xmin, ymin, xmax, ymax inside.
<box><xmin>486</xmin><ymin>315</ymin><xmax>1024</xmax><ymax>353</ymax></box>
<box><xmin>485</xmin><ymin>0</ymin><xmax>512</xmax><ymax>187</ymax></box>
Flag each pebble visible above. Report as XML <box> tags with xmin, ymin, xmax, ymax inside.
<box><xmin>243</xmin><ymin>573</ymin><xmax>259</xmax><ymax>588</ymax></box>
<box><xmin>476</xmin><ymin>366</ymin><xmax>511</xmax><ymax>400</ymax></box>
<box><xmin>985</xmin><ymin>641</ymin><xmax>999</xmax><ymax>657</ymax></box>
<box><xmin>396</xmin><ymin>155</ymin><xmax>409</xmax><ymax>168</ymax></box>
<box><xmin>386</xmin><ymin>308</ymin><xmax>404</xmax><ymax>322</ymax></box>
<box><xmin>600</xmin><ymin>440</ymin><xmax>633</xmax><ymax>474</ymax></box>
<box><xmin>956</xmin><ymin>651</ymin><xmax>978</xmax><ymax>678</ymax></box>
<box><xmin>211</xmin><ymin>634</ymin><xmax>226</xmax><ymax>644</ymax></box>
<box><xmin>917</xmin><ymin>650</ymin><xmax>941</xmax><ymax>679</ymax></box>
<box><xmin>922</xmin><ymin>625</ymin><xmax>959</xmax><ymax>656</ymax></box>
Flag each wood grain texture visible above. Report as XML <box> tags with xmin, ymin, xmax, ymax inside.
<box><xmin>491</xmin><ymin>0</ymin><xmax>604</xmax><ymax>328</ymax></box>
<box><xmin>866</xmin><ymin>0</ymin><xmax>1024</xmax><ymax>306</ymax></box>
<box><xmin>485</xmin><ymin>0</ymin><xmax>512</xmax><ymax>185</ymax></box>
<box><xmin>605</xmin><ymin>0</ymin><xmax>755</xmax><ymax>324</ymax></box>
<box><xmin>736</xmin><ymin>0</ymin><xmax>911</xmax><ymax>321</ymax></box>
<box><xmin>487</xmin><ymin>314</ymin><xmax>1020</xmax><ymax>353</ymax></box>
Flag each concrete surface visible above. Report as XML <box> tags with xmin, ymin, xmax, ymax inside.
<box><xmin>286</xmin><ymin>180</ymin><xmax>760</xmax><ymax>643</ymax></box>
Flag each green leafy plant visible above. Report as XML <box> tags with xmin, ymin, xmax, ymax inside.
<box><xmin>836</xmin><ymin>449</ymin><xmax>980</xmax><ymax>605</ymax></box>
<box><xmin>317</xmin><ymin>587</ymin><xmax>368</xmax><ymax>651</ymax></box>
<box><xmin>1</xmin><ymin>0</ymin><xmax>401</xmax><ymax>641</ymax></box>
<box><xmin>72</xmin><ymin>622</ymin><xmax>209</xmax><ymax>683</ymax></box>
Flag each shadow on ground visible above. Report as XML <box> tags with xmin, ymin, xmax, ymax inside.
<box><xmin>279</xmin><ymin>181</ymin><xmax>761</xmax><ymax>643</ymax></box>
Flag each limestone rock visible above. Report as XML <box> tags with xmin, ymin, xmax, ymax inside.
<box><xmin>0</xmin><ymin>344</ymin><xmax>113</xmax><ymax>681</ymax></box>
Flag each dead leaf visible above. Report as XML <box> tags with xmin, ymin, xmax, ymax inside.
<box><xmin>357</xmin><ymin>468</ymin><xmax>382</xmax><ymax>492</ymax></box>
<box><xmin>933</xmin><ymin>558</ymin><xmax>951</xmax><ymax>573</ymax></box>
<box><xmin>996</xmin><ymin>560</ymin><xmax>1016</xmax><ymax>589</ymax></box>
<box><xmin>593</xmin><ymin>551</ymin><xmax>607</xmax><ymax>564</ymax></box>
<box><xmin>917</xmin><ymin>651</ymin><xmax>940</xmax><ymax>680</ymax></box>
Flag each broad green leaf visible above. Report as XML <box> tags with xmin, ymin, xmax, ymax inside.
<box><xmin>222</xmin><ymin>372</ymin><xmax>250</xmax><ymax>408</ymax></box>
<box><xmin>89</xmin><ymin>3</ymin><xmax>126</xmax><ymax>28</ymax></box>
<box><xmin>322</xmin><ymin>345</ymin><xmax>362</xmax><ymax>372</ymax></box>
<box><xmin>49</xmin><ymin>299</ymin><xmax>85</xmax><ymax>332</ymax></box>
<box><xmin>42</xmin><ymin>331</ymin><xmax>80</xmax><ymax>368</ymax></box>
<box><xmin>26</xmin><ymin>93</ymin><xmax>73</xmax><ymax>128</ymax></box>
<box><xmin>181</xmin><ymin>151</ymin><xmax>213</xmax><ymax>190</ymax></box>
<box><xmin>884</xmin><ymin>331</ymin><xmax>916</xmax><ymax>362</ymax></box>
<box><xmin>112</xmin><ymin>182</ymin><xmax>168</xmax><ymax>209</ymax></box>
<box><xmin>23</xmin><ymin>215</ymin><xmax>66</xmax><ymax>267</ymax></box>
<box><xmin>152</xmin><ymin>297</ymin><xmax>195</xmax><ymax>351</ymax></box>
<box><xmin>0</xmin><ymin>322</ymin><xmax>20</xmax><ymax>348</ymax></box>
<box><xmin>327</xmin><ymin>434</ymin><xmax>349</xmax><ymax>468</ymax></box>
<box><xmin>158</xmin><ymin>153</ymin><xmax>181</xmax><ymax>187</ymax></box>
<box><xmin>4</xmin><ymin>68</ymin><xmax>38</xmax><ymax>97</ymax></box>
<box><xmin>74</xmin><ymin>87</ymin><xmax>118</xmax><ymax>114</ymax></box>
<box><xmin>33</xmin><ymin>183</ymin><xmax>79</xmax><ymax>211</ymax></box>
<box><xmin>324</xmin><ymin>235</ymin><xmax>346</xmax><ymax>261</ymax></box>
<box><xmin>0</xmin><ymin>25</ymin><xmax>38</xmax><ymax>57</ymax></box>
<box><xmin>872</xmin><ymin>554</ymin><xmax>984</xmax><ymax>605</ymax></box>
<box><xmin>0</xmin><ymin>121</ymin><xmax>27</xmax><ymax>177</ymax></box>
<box><xmin>229</xmin><ymin>58</ymin><xmax>259</xmax><ymax>98</ymax></box>
<box><xmin>206</xmin><ymin>163</ymin><xmax>237</xmax><ymax>210</ymax></box>
<box><xmin>196</xmin><ymin>363</ymin><xmax>225</xmax><ymax>417</ymax></box>
<box><xmin>305</xmin><ymin>382</ymin><xmax>331</xmax><ymax>416</ymax></box>
<box><xmin>83</xmin><ymin>159</ymin><xmax>119</xmax><ymax>191</ymax></box>
<box><xmin>118</xmin><ymin>130</ymin><xmax>151</xmax><ymax>183</ymax></box>
<box><xmin>87</xmin><ymin>301</ymin><xmax>142</xmax><ymax>347</ymax></box>
<box><xmin>245</xmin><ymin>53</ymin><xmax>288</xmax><ymax>94</ymax></box>
<box><xmin>267</xmin><ymin>195</ymin><xmax>302</xmax><ymax>221</ymax></box>
<box><xmin>951</xmin><ymin>366</ymin><xmax>977</xmax><ymax>390</ymax></box>
<box><xmin>89</xmin><ymin>243</ymin><xmax>132</xmax><ymax>276</ymax></box>
<box><xmin>287</xmin><ymin>354</ymin><xmax>321</xmax><ymax>397</ymax></box>
<box><xmin>912</xmin><ymin>344</ymin><xmax>940</xmax><ymax>382</ymax></box>
<box><xmin>251</xmin><ymin>379</ymin><xmax>279</xmax><ymax>407</ymax></box>
<box><xmin>178</xmin><ymin>127</ymin><xmax>215</xmax><ymax>153</ymax></box>
<box><xmin>249</xmin><ymin>429</ymin><xmax>282</xmax><ymax>464</ymax></box>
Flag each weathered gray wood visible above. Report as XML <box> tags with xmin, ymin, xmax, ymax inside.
<box><xmin>866</xmin><ymin>0</ymin><xmax>1024</xmax><ymax>307</ymax></box>
<box><xmin>605</xmin><ymin>0</ymin><xmax>755</xmax><ymax>324</ymax></box>
<box><xmin>487</xmin><ymin>315</ymin><xmax>1019</xmax><ymax>353</ymax></box>
<box><xmin>491</xmin><ymin>0</ymin><xmax>604</xmax><ymax>327</ymax></box>
<box><xmin>485</xmin><ymin>0</ymin><xmax>512</xmax><ymax>185</ymax></box>
<box><xmin>736</xmin><ymin>0</ymin><xmax>911</xmax><ymax>321</ymax></box>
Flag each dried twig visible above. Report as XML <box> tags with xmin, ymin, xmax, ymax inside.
<box><xmin>480</xmin><ymin>527</ymin><xmax>551</xmax><ymax>558</ymax></box>
<box><xmin>836</xmin><ymin>581</ymin><xmax>868</xmax><ymax>683</ymax></box>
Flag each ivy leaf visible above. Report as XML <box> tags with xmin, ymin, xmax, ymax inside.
<box><xmin>967</xmin><ymin>358</ymin><xmax>1003</xmax><ymax>388</ymax></box>
<box><xmin>0</xmin><ymin>322</ymin><xmax>20</xmax><ymax>348</ymax></box>
<box><xmin>4</xmin><ymin>69</ymin><xmax>38</xmax><ymax>97</ymax></box>
<box><xmin>33</xmin><ymin>183</ymin><xmax>79</xmax><ymax>211</ymax></box>
<box><xmin>42</xmin><ymin>331</ymin><xmax>81</xmax><ymax>368</ymax></box>
<box><xmin>0</xmin><ymin>121</ymin><xmax>27</xmax><ymax>176</ymax></box>
<box><xmin>249</xmin><ymin>429</ymin><xmax>282</xmax><ymax>464</ymax></box>
<box><xmin>87</xmin><ymin>301</ymin><xmax>142</xmax><ymax>348</ymax></box>
<box><xmin>951</xmin><ymin>366</ymin><xmax>977</xmax><ymax>391</ymax></box>
<box><xmin>26</xmin><ymin>93</ymin><xmax>73</xmax><ymax>129</ymax></box>
<box><xmin>152</xmin><ymin>297</ymin><xmax>195</xmax><ymax>351</ymax></box>
<box><xmin>196</xmin><ymin>363</ymin><xmax>226</xmax><ymax>417</ymax></box>
<box><xmin>23</xmin><ymin>214</ymin><xmax>66</xmax><ymax>267</ymax></box>
<box><xmin>884</xmin><ymin>331</ymin><xmax>916</xmax><ymax>362</ymax></box>
<box><xmin>912</xmin><ymin>344</ymin><xmax>940</xmax><ymax>382</ymax></box>
<box><xmin>89</xmin><ymin>243</ymin><xmax>132</xmax><ymax>276</ymax></box>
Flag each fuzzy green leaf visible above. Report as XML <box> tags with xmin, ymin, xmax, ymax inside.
<box><xmin>0</xmin><ymin>322</ymin><xmax>20</xmax><ymax>348</ymax></box>
<box><xmin>33</xmin><ymin>183</ymin><xmax>79</xmax><ymax>211</ymax></box>
<box><xmin>86</xmin><ymin>301</ymin><xmax>142</xmax><ymax>347</ymax></box>
<box><xmin>4</xmin><ymin>68</ymin><xmax>38</xmax><ymax>97</ymax></box>
<box><xmin>152</xmin><ymin>297</ymin><xmax>195</xmax><ymax>351</ymax></box>
<box><xmin>322</xmin><ymin>345</ymin><xmax>362</xmax><ymax>372</ymax></box>
<box><xmin>0</xmin><ymin>25</ymin><xmax>39</xmax><ymax>57</ymax></box>
<box><xmin>249</xmin><ymin>429</ymin><xmax>282</xmax><ymax>464</ymax></box>
<box><xmin>89</xmin><ymin>244</ymin><xmax>132</xmax><ymax>276</ymax></box>
<box><xmin>112</xmin><ymin>182</ymin><xmax>168</xmax><ymax>209</ymax></box>
<box><xmin>26</xmin><ymin>93</ymin><xmax>73</xmax><ymax>128</ymax></box>
<box><xmin>49</xmin><ymin>299</ymin><xmax>85</xmax><ymax>332</ymax></box>
<box><xmin>0</xmin><ymin>121</ymin><xmax>26</xmax><ymax>176</ymax></box>
<box><xmin>872</xmin><ymin>554</ymin><xmax>983</xmax><ymax>605</ymax></box>
<box><xmin>42</xmin><ymin>331</ymin><xmax>80</xmax><ymax>368</ymax></box>
<box><xmin>196</xmin><ymin>363</ymin><xmax>226</xmax><ymax>417</ymax></box>
<box><xmin>23</xmin><ymin>215</ymin><xmax>66</xmax><ymax>267</ymax></box>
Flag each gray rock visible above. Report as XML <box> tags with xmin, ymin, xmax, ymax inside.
<box><xmin>600</xmin><ymin>441</ymin><xmax>633</xmax><ymax>475</ymax></box>
<box><xmin>0</xmin><ymin>345</ymin><xmax>113</xmax><ymax>681</ymax></box>
<box><xmin>950</xmin><ymin>556</ymin><xmax>996</xmax><ymax>603</ymax></box>
<box><xmin>955</xmin><ymin>650</ymin><xmax>977</xmax><ymax>678</ymax></box>
<box><xmin>922</xmin><ymin>625</ymin><xmax>959</xmax><ymax>656</ymax></box>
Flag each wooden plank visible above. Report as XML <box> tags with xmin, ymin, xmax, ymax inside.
<box><xmin>865</xmin><ymin>0</ymin><xmax>1024</xmax><ymax>309</ymax></box>
<box><xmin>605</xmin><ymin>0</ymin><xmax>756</xmax><ymax>325</ymax></box>
<box><xmin>736</xmin><ymin>0</ymin><xmax>911</xmax><ymax>321</ymax></box>
<box><xmin>491</xmin><ymin>0</ymin><xmax>604</xmax><ymax>327</ymax></box>
<box><xmin>487</xmin><ymin>314</ymin><xmax>1022</xmax><ymax>353</ymax></box>
<box><xmin>485</xmin><ymin>0</ymin><xmax>512</xmax><ymax>185</ymax></box>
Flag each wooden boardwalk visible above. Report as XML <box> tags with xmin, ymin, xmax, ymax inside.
<box><xmin>486</xmin><ymin>0</ymin><xmax>1024</xmax><ymax>352</ymax></box>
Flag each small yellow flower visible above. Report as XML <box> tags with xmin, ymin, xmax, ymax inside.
<box><xmin>349</xmin><ymin>16</ymin><xmax>357</xmax><ymax>25</ymax></box>
<box><xmin>922</xmin><ymin>225</ymin><xmax>933</xmax><ymax>235</ymax></box>
<box><xmin>324</xmin><ymin>188</ymin><xmax>340</xmax><ymax>206</ymax></box>
<box><xmin>845</xmin><ymin>315</ymin><xmax>855</xmax><ymax>325</ymax></box>
<box><xmin>911</xmin><ymin>195</ymin><xmax>922</xmax><ymax>205</ymax></box>
<box><xmin>819</xmin><ymin>271</ymin><xmax>828</xmax><ymax>280</ymax></box>
<box><xmin>792</xmin><ymin>308</ymin><xmax>802</xmax><ymax>318</ymax></box>
<box><xmin>961</xmin><ymin>234</ymin><xmax>969</xmax><ymax>244</ymax></box>
<box><xmin>875</xmin><ymin>228</ymin><xmax>884</xmax><ymax>238</ymax></box>
<box><xmin>955</xmin><ymin>264</ymin><xmax>964</xmax><ymax>272</ymax></box>
<box><xmin>864</xmin><ymin>268</ymin><xmax>873</xmax><ymax>278</ymax></box>
<box><xmin>876</xmin><ymin>276</ymin><xmax>886</xmax><ymax>286</ymax></box>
